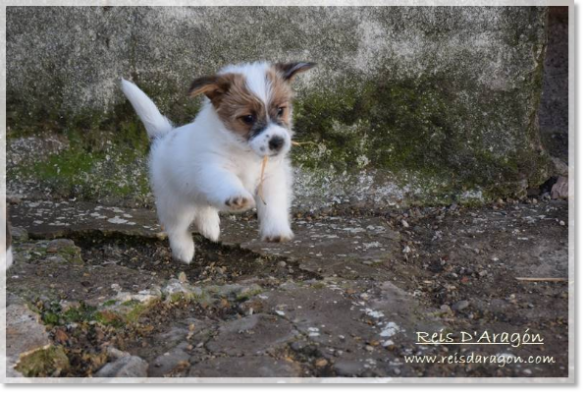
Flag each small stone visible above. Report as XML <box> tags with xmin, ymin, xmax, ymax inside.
<box><xmin>559</xmin><ymin>220</ymin><xmax>566</xmax><ymax>226</ymax></box>
<box><xmin>290</xmin><ymin>341</ymin><xmax>306</xmax><ymax>352</ymax></box>
<box><xmin>401</xmin><ymin>220</ymin><xmax>409</xmax><ymax>228</ymax></box>
<box><xmin>551</xmin><ymin>176</ymin><xmax>569</xmax><ymax>200</ymax></box>
<box><xmin>333</xmin><ymin>360</ymin><xmax>363</xmax><ymax>377</ymax></box>
<box><xmin>95</xmin><ymin>355</ymin><xmax>148</xmax><ymax>377</ymax></box>
<box><xmin>148</xmin><ymin>347</ymin><xmax>190</xmax><ymax>376</ymax></box>
<box><xmin>402</xmin><ymin>246</ymin><xmax>411</xmax><ymax>254</ymax></box>
<box><xmin>178</xmin><ymin>272</ymin><xmax>188</xmax><ymax>283</ymax></box>
<box><xmin>46</xmin><ymin>239</ymin><xmax>76</xmax><ymax>253</ymax></box>
<box><xmin>479</xmin><ymin>270</ymin><xmax>488</xmax><ymax>277</ymax></box>
<box><xmin>452</xmin><ymin>300</ymin><xmax>470</xmax><ymax>311</ymax></box>
<box><xmin>276</xmin><ymin>260</ymin><xmax>287</xmax><ymax>268</ymax></box>
<box><xmin>10</xmin><ymin>226</ymin><xmax>29</xmax><ymax>241</ymax></box>
<box><xmin>362</xmin><ymin>261</ymin><xmax>373</xmax><ymax>266</ymax></box>
<box><xmin>440</xmin><ymin>304</ymin><xmax>452</xmax><ymax>313</ymax></box>
<box><xmin>315</xmin><ymin>358</ymin><xmax>328</xmax><ymax>368</ymax></box>
<box><xmin>551</xmin><ymin>157</ymin><xmax>568</xmax><ymax>176</ymax></box>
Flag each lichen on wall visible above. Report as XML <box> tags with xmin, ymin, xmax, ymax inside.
<box><xmin>6</xmin><ymin>6</ymin><xmax>551</xmax><ymax>209</ymax></box>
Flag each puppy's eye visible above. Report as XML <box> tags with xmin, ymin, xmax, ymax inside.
<box><xmin>277</xmin><ymin>107</ymin><xmax>286</xmax><ymax>116</ymax></box>
<box><xmin>241</xmin><ymin>115</ymin><xmax>256</xmax><ymax>125</ymax></box>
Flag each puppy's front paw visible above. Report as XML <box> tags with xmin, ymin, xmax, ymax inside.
<box><xmin>262</xmin><ymin>227</ymin><xmax>294</xmax><ymax>243</ymax></box>
<box><xmin>225</xmin><ymin>193</ymin><xmax>255</xmax><ymax>212</ymax></box>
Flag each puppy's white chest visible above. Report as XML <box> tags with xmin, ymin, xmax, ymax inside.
<box><xmin>236</xmin><ymin>161</ymin><xmax>263</xmax><ymax>192</ymax></box>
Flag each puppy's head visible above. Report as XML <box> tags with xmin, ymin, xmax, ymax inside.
<box><xmin>189</xmin><ymin>61</ymin><xmax>316</xmax><ymax>157</ymax></box>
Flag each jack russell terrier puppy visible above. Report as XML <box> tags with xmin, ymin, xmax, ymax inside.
<box><xmin>122</xmin><ymin>61</ymin><xmax>315</xmax><ymax>263</ymax></box>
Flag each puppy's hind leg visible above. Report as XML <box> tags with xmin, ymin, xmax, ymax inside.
<box><xmin>159</xmin><ymin>202</ymin><xmax>197</xmax><ymax>264</ymax></box>
<box><xmin>194</xmin><ymin>205</ymin><xmax>220</xmax><ymax>242</ymax></box>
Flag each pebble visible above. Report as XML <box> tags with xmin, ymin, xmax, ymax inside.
<box><xmin>452</xmin><ymin>300</ymin><xmax>470</xmax><ymax>311</ymax></box>
<box><xmin>148</xmin><ymin>347</ymin><xmax>190</xmax><ymax>376</ymax></box>
<box><xmin>178</xmin><ymin>272</ymin><xmax>188</xmax><ymax>283</ymax></box>
<box><xmin>315</xmin><ymin>358</ymin><xmax>328</xmax><ymax>368</ymax></box>
<box><xmin>276</xmin><ymin>261</ymin><xmax>287</xmax><ymax>268</ymax></box>
<box><xmin>46</xmin><ymin>238</ymin><xmax>76</xmax><ymax>253</ymax></box>
<box><xmin>401</xmin><ymin>220</ymin><xmax>410</xmax><ymax>228</ymax></box>
<box><xmin>95</xmin><ymin>355</ymin><xmax>148</xmax><ymax>377</ymax></box>
<box><xmin>333</xmin><ymin>360</ymin><xmax>363</xmax><ymax>377</ymax></box>
<box><xmin>559</xmin><ymin>221</ymin><xmax>565</xmax><ymax>226</ymax></box>
<box><xmin>440</xmin><ymin>304</ymin><xmax>452</xmax><ymax>313</ymax></box>
<box><xmin>10</xmin><ymin>226</ymin><xmax>29</xmax><ymax>241</ymax></box>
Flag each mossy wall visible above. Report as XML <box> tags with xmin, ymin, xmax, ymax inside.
<box><xmin>7</xmin><ymin>6</ymin><xmax>551</xmax><ymax>209</ymax></box>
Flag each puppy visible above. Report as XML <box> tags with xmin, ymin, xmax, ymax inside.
<box><xmin>122</xmin><ymin>61</ymin><xmax>315</xmax><ymax>263</ymax></box>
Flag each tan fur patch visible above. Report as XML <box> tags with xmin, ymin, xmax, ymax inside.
<box><xmin>214</xmin><ymin>73</ymin><xmax>266</xmax><ymax>139</ymax></box>
<box><xmin>266</xmin><ymin>67</ymin><xmax>294</xmax><ymax>127</ymax></box>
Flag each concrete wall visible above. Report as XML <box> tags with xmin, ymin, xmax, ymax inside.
<box><xmin>7</xmin><ymin>6</ymin><xmax>551</xmax><ymax>210</ymax></box>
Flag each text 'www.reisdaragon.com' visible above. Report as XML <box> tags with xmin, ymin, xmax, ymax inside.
<box><xmin>404</xmin><ymin>353</ymin><xmax>556</xmax><ymax>368</ymax></box>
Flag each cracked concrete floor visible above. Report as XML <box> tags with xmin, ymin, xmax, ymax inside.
<box><xmin>6</xmin><ymin>199</ymin><xmax>569</xmax><ymax>378</ymax></box>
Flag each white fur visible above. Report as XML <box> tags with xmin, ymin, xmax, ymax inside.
<box><xmin>1</xmin><ymin>245</ymin><xmax>12</xmax><ymax>271</ymax></box>
<box><xmin>121</xmin><ymin>79</ymin><xmax>174</xmax><ymax>138</ymax></box>
<box><xmin>5</xmin><ymin>247</ymin><xmax>13</xmax><ymax>270</ymax></box>
<box><xmin>121</xmin><ymin>62</ymin><xmax>294</xmax><ymax>263</ymax></box>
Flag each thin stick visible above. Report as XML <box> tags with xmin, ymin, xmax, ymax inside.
<box><xmin>291</xmin><ymin>140</ymin><xmax>319</xmax><ymax>147</ymax></box>
<box><xmin>516</xmin><ymin>277</ymin><xmax>568</xmax><ymax>282</ymax></box>
<box><xmin>257</xmin><ymin>155</ymin><xmax>268</xmax><ymax>205</ymax></box>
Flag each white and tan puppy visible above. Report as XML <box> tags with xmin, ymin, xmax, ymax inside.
<box><xmin>122</xmin><ymin>61</ymin><xmax>315</xmax><ymax>263</ymax></box>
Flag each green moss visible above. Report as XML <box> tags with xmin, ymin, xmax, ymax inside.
<box><xmin>94</xmin><ymin>310</ymin><xmax>125</xmax><ymax>328</ymax></box>
<box><xmin>235</xmin><ymin>285</ymin><xmax>263</xmax><ymax>301</ymax></box>
<box><xmin>293</xmin><ymin>67</ymin><xmax>549</xmax><ymax>202</ymax></box>
<box><xmin>62</xmin><ymin>303</ymin><xmax>98</xmax><ymax>323</ymax></box>
<box><xmin>102</xmin><ymin>299</ymin><xmax>117</xmax><ymax>307</ymax></box>
<box><xmin>15</xmin><ymin>345</ymin><xmax>70</xmax><ymax>377</ymax></box>
<box><xmin>42</xmin><ymin>312</ymin><xmax>61</xmax><ymax>326</ymax></box>
<box><xmin>56</xmin><ymin>245</ymin><xmax>85</xmax><ymax>265</ymax></box>
<box><xmin>124</xmin><ymin>301</ymin><xmax>151</xmax><ymax>323</ymax></box>
<box><xmin>9</xmin><ymin>125</ymin><xmax>152</xmax><ymax>205</ymax></box>
<box><xmin>170</xmin><ymin>292</ymin><xmax>187</xmax><ymax>303</ymax></box>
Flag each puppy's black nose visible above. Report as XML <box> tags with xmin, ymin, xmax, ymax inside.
<box><xmin>269</xmin><ymin>136</ymin><xmax>284</xmax><ymax>151</ymax></box>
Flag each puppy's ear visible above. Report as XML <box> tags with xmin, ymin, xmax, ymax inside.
<box><xmin>275</xmin><ymin>62</ymin><xmax>317</xmax><ymax>82</ymax></box>
<box><xmin>188</xmin><ymin>75</ymin><xmax>232</xmax><ymax>101</ymax></box>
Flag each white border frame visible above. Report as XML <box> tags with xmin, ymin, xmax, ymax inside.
<box><xmin>0</xmin><ymin>0</ymin><xmax>575</xmax><ymax>384</ymax></box>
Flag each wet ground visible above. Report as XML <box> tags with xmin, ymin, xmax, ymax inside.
<box><xmin>6</xmin><ymin>198</ymin><xmax>569</xmax><ymax>379</ymax></box>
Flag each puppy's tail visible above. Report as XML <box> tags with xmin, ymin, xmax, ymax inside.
<box><xmin>120</xmin><ymin>79</ymin><xmax>174</xmax><ymax>139</ymax></box>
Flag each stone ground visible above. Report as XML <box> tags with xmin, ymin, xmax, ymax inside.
<box><xmin>5</xmin><ymin>198</ymin><xmax>569</xmax><ymax>378</ymax></box>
